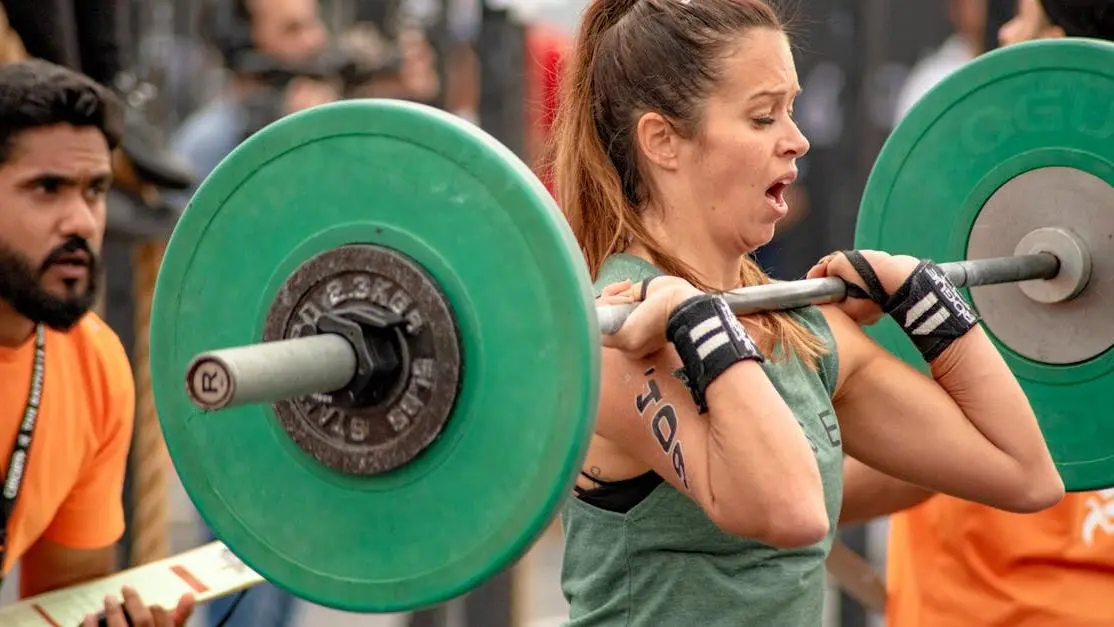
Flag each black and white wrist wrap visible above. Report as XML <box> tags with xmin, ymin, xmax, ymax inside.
<box><xmin>666</xmin><ymin>293</ymin><xmax>765</xmax><ymax>414</ymax></box>
<box><xmin>839</xmin><ymin>251</ymin><xmax>980</xmax><ymax>362</ymax></box>
<box><xmin>884</xmin><ymin>260</ymin><xmax>980</xmax><ymax>361</ymax></box>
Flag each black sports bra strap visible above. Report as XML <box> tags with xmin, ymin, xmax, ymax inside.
<box><xmin>580</xmin><ymin>470</ymin><xmax>618</xmax><ymax>486</ymax></box>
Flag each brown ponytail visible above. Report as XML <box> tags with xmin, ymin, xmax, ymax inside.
<box><xmin>550</xmin><ymin>0</ymin><xmax>827</xmax><ymax>365</ymax></box>
<box><xmin>549</xmin><ymin>0</ymin><xmax>640</xmax><ymax>274</ymax></box>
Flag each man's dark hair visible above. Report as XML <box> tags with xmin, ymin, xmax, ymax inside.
<box><xmin>1041</xmin><ymin>0</ymin><xmax>1114</xmax><ymax>40</ymax></box>
<box><xmin>0</xmin><ymin>59</ymin><xmax>124</xmax><ymax>166</ymax></box>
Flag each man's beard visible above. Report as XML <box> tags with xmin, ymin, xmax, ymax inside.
<box><xmin>0</xmin><ymin>237</ymin><xmax>99</xmax><ymax>331</ymax></box>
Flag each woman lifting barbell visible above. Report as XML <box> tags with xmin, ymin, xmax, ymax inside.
<box><xmin>549</xmin><ymin>0</ymin><xmax>1064</xmax><ymax>624</ymax></box>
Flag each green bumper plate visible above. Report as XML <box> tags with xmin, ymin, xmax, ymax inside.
<box><xmin>150</xmin><ymin>100</ymin><xmax>600</xmax><ymax>611</ymax></box>
<box><xmin>855</xmin><ymin>38</ymin><xmax>1114</xmax><ymax>492</ymax></box>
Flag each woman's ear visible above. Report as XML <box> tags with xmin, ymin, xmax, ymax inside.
<box><xmin>636</xmin><ymin>111</ymin><xmax>681</xmax><ymax>171</ymax></box>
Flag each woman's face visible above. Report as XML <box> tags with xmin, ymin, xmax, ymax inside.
<box><xmin>669</xmin><ymin>28</ymin><xmax>810</xmax><ymax>254</ymax></box>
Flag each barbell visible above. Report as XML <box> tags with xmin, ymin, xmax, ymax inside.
<box><xmin>185</xmin><ymin>250</ymin><xmax>1065</xmax><ymax>412</ymax></box>
<box><xmin>149</xmin><ymin>38</ymin><xmax>1114</xmax><ymax>613</ymax></box>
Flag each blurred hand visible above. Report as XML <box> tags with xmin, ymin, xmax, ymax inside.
<box><xmin>81</xmin><ymin>586</ymin><xmax>195</xmax><ymax>627</ymax></box>
<box><xmin>397</xmin><ymin>28</ymin><xmax>440</xmax><ymax>100</ymax></box>
<box><xmin>283</xmin><ymin>77</ymin><xmax>341</xmax><ymax>115</ymax></box>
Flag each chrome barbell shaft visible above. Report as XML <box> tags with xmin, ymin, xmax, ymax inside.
<box><xmin>596</xmin><ymin>253</ymin><xmax>1060</xmax><ymax>335</ymax></box>
<box><xmin>185</xmin><ymin>253</ymin><xmax>1060</xmax><ymax>411</ymax></box>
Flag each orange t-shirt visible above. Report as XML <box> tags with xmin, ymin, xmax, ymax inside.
<box><xmin>887</xmin><ymin>492</ymin><xmax>1114</xmax><ymax>626</ymax></box>
<box><xmin>0</xmin><ymin>313</ymin><xmax>135</xmax><ymax>593</ymax></box>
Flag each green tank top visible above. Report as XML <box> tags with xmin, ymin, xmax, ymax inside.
<box><xmin>560</xmin><ymin>253</ymin><xmax>844</xmax><ymax>627</ymax></box>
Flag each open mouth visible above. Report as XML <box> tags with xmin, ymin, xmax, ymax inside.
<box><xmin>766</xmin><ymin>181</ymin><xmax>788</xmax><ymax>206</ymax></box>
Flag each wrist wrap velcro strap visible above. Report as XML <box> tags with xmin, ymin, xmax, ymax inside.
<box><xmin>883</xmin><ymin>260</ymin><xmax>980</xmax><ymax>362</ymax></box>
<box><xmin>666</xmin><ymin>294</ymin><xmax>765</xmax><ymax>414</ymax></box>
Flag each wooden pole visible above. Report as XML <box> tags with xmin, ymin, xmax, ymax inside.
<box><xmin>128</xmin><ymin>239</ymin><xmax>171</xmax><ymax>566</ymax></box>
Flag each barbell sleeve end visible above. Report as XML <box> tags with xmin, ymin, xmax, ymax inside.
<box><xmin>186</xmin><ymin>353</ymin><xmax>237</xmax><ymax>411</ymax></box>
<box><xmin>185</xmin><ymin>334</ymin><xmax>359</xmax><ymax>411</ymax></box>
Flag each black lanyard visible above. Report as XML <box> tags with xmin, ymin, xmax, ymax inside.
<box><xmin>0</xmin><ymin>324</ymin><xmax>45</xmax><ymax>584</ymax></box>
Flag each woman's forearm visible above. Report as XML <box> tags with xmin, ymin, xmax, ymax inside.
<box><xmin>702</xmin><ymin>360</ymin><xmax>828</xmax><ymax>544</ymax></box>
<box><xmin>929</xmin><ymin>326</ymin><xmax>1063</xmax><ymax>508</ymax></box>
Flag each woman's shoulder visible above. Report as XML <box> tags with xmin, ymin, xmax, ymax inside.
<box><xmin>593</xmin><ymin>252</ymin><xmax>662</xmax><ymax>295</ymax></box>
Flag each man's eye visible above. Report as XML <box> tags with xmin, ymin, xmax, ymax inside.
<box><xmin>37</xmin><ymin>179</ymin><xmax>63</xmax><ymax>193</ymax></box>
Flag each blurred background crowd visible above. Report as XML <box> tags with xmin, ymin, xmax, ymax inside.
<box><xmin>0</xmin><ymin>1</ymin><xmax>1022</xmax><ymax>626</ymax></box>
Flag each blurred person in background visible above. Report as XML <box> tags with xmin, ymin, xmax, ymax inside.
<box><xmin>2</xmin><ymin>0</ymin><xmax>197</xmax><ymax>193</ymax></box>
<box><xmin>363</xmin><ymin>0</ymin><xmax>477</xmax><ymax>114</ymax></box>
<box><xmin>170</xmin><ymin>0</ymin><xmax>340</xmax><ymax>180</ymax></box>
<box><xmin>855</xmin><ymin>7</ymin><xmax>1114</xmax><ymax>626</ymax></box>
<box><xmin>334</xmin><ymin>0</ymin><xmax>442</xmax><ymax>106</ymax></box>
<box><xmin>892</xmin><ymin>0</ymin><xmax>986</xmax><ymax>125</ymax></box>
